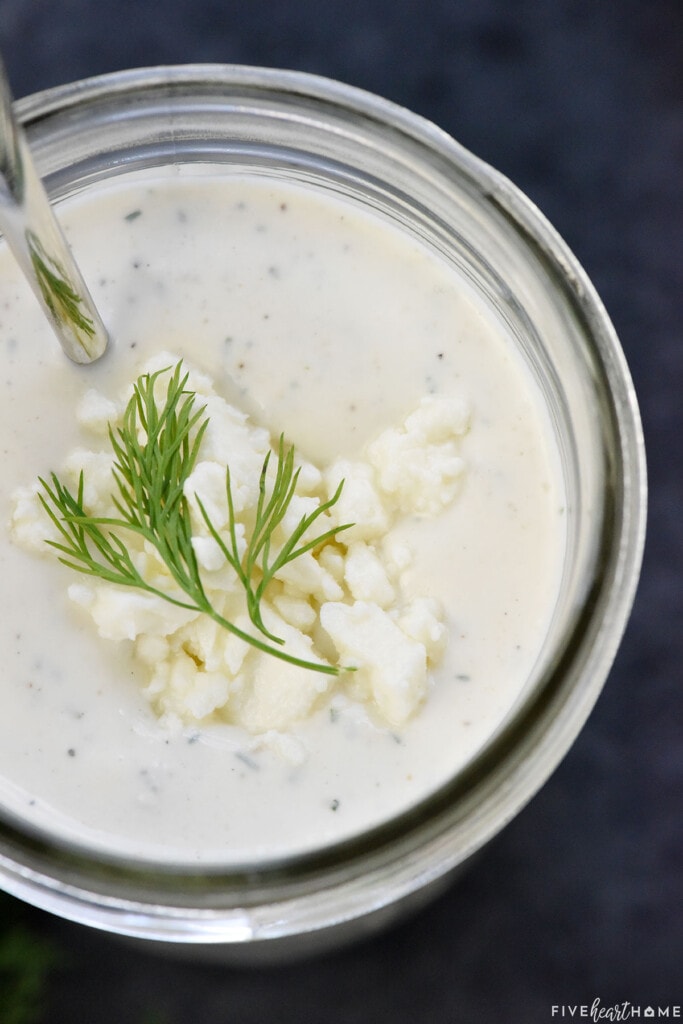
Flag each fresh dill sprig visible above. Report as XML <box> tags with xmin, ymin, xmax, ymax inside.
<box><xmin>197</xmin><ymin>436</ymin><xmax>348</xmax><ymax>646</ymax></box>
<box><xmin>38</xmin><ymin>363</ymin><xmax>352</xmax><ymax>676</ymax></box>
<box><xmin>27</xmin><ymin>231</ymin><xmax>96</xmax><ymax>339</ymax></box>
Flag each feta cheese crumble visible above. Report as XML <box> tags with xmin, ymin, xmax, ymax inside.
<box><xmin>10</xmin><ymin>355</ymin><xmax>470</xmax><ymax>733</ymax></box>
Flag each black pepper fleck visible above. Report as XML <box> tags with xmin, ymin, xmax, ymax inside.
<box><xmin>235</xmin><ymin>751</ymin><xmax>259</xmax><ymax>771</ymax></box>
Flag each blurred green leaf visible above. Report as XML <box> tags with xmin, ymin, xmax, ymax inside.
<box><xmin>140</xmin><ymin>1012</ymin><xmax>170</xmax><ymax>1024</ymax></box>
<box><xmin>0</xmin><ymin>894</ymin><xmax>59</xmax><ymax>1024</ymax></box>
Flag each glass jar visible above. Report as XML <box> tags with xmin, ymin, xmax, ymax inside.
<box><xmin>0</xmin><ymin>65</ymin><xmax>646</xmax><ymax>959</ymax></box>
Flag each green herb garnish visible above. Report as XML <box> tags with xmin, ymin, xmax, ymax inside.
<box><xmin>39</xmin><ymin>363</ymin><xmax>352</xmax><ymax>675</ymax></box>
<box><xmin>27</xmin><ymin>231</ymin><xmax>96</xmax><ymax>340</ymax></box>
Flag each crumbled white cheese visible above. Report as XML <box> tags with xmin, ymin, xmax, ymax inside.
<box><xmin>11</xmin><ymin>356</ymin><xmax>470</xmax><ymax>735</ymax></box>
<box><xmin>10</xmin><ymin>485</ymin><xmax>59</xmax><ymax>552</ymax></box>
<box><xmin>184</xmin><ymin>461</ymin><xmax>233</xmax><ymax>530</ymax></box>
<box><xmin>271</xmin><ymin>593</ymin><xmax>317</xmax><ymax>632</ymax></box>
<box><xmin>398</xmin><ymin>597</ymin><xmax>448</xmax><ymax>660</ymax></box>
<box><xmin>68</xmin><ymin>583</ymin><xmax>199</xmax><ymax>642</ymax></box>
<box><xmin>76</xmin><ymin>389</ymin><xmax>121</xmax><ymax>435</ymax></box>
<box><xmin>196</xmin><ymin>395</ymin><xmax>271</xmax><ymax>513</ymax></box>
<box><xmin>323</xmin><ymin>459</ymin><xmax>389</xmax><ymax>542</ymax></box>
<box><xmin>230</xmin><ymin>608</ymin><xmax>332</xmax><ymax>732</ymax></box>
<box><xmin>343</xmin><ymin>542</ymin><xmax>395</xmax><ymax>608</ymax></box>
<box><xmin>145</xmin><ymin>649</ymin><xmax>233</xmax><ymax>722</ymax></box>
<box><xmin>367</xmin><ymin>395</ymin><xmax>469</xmax><ymax>516</ymax></box>
<box><xmin>62</xmin><ymin>450</ymin><xmax>117</xmax><ymax>514</ymax></box>
<box><xmin>320</xmin><ymin>601</ymin><xmax>428</xmax><ymax>727</ymax></box>
<box><xmin>380</xmin><ymin>536</ymin><xmax>413</xmax><ymax>579</ymax></box>
<box><xmin>317</xmin><ymin>544</ymin><xmax>346</xmax><ymax>583</ymax></box>
<box><xmin>274</xmin><ymin>551</ymin><xmax>345</xmax><ymax>603</ymax></box>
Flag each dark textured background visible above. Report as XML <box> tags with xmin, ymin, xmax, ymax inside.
<box><xmin>0</xmin><ymin>1</ymin><xmax>680</xmax><ymax>1021</ymax></box>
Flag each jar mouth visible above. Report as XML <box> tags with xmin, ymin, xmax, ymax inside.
<box><xmin>0</xmin><ymin>65</ymin><xmax>646</xmax><ymax>939</ymax></box>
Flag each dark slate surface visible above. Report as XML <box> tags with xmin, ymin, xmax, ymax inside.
<box><xmin>0</xmin><ymin>1</ymin><xmax>680</xmax><ymax>1021</ymax></box>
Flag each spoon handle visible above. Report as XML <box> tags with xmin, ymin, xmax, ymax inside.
<box><xmin>0</xmin><ymin>55</ymin><xmax>108</xmax><ymax>364</ymax></box>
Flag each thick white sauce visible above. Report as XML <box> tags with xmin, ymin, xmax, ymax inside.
<box><xmin>0</xmin><ymin>169</ymin><xmax>565</xmax><ymax>866</ymax></box>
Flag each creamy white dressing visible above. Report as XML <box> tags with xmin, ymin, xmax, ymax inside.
<box><xmin>0</xmin><ymin>170</ymin><xmax>565</xmax><ymax>866</ymax></box>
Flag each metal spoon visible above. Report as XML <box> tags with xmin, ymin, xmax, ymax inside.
<box><xmin>0</xmin><ymin>54</ymin><xmax>108</xmax><ymax>363</ymax></box>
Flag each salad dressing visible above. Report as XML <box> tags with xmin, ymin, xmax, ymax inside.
<box><xmin>0</xmin><ymin>171</ymin><xmax>565</xmax><ymax>866</ymax></box>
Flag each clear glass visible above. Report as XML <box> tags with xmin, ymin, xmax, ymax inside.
<box><xmin>0</xmin><ymin>65</ymin><xmax>646</xmax><ymax>957</ymax></box>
